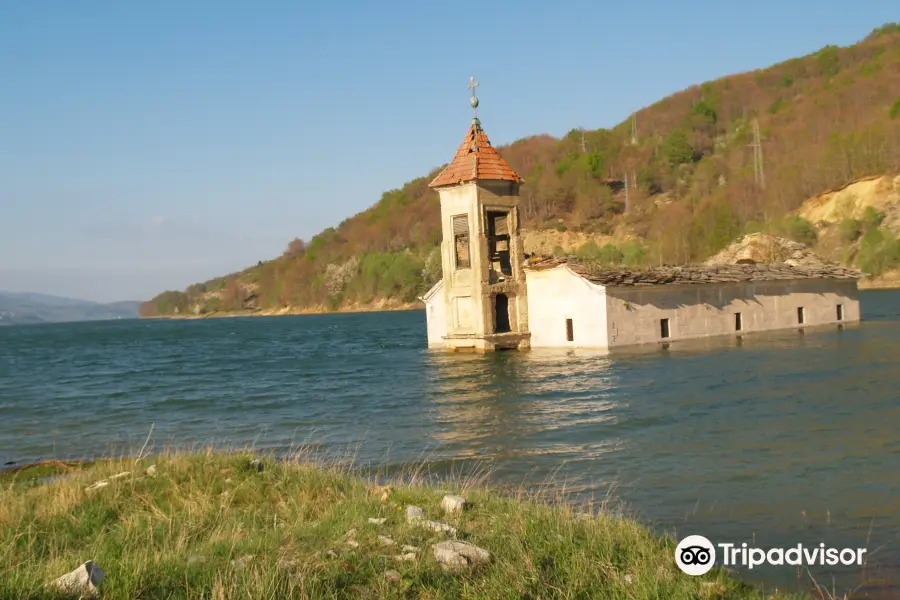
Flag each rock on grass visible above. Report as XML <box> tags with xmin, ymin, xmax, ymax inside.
<box><xmin>432</xmin><ymin>541</ymin><xmax>491</xmax><ymax>572</ymax></box>
<box><xmin>49</xmin><ymin>561</ymin><xmax>104</xmax><ymax>597</ymax></box>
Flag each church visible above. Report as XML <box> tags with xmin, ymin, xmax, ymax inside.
<box><xmin>421</xmin><ymin>80</ymin><xmax>862</xmax><ymax>352</ymax></box>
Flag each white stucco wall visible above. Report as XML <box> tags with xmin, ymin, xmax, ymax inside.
<box><xmin>423</xmin><ymin>280</ymin><xmax>446</xmax><ymax>348</ymax></box>
<box><xmin>438</xmin><ymin>184</ymin><xmax>482</xmax><ymax>337</ymax></box>
<box><xmin>525</xmin><ymin>266</ymin><xmax>609</xmax><ymax>348</ymax></box>
<box><xmin>605</xmin><ymin>279</ymin><xmax>860</xmax><ymax>348</ymax></box>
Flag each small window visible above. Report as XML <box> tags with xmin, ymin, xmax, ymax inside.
<box><xmin>452</xmin><ymin>215</ymin><xmax>470</xmax><ymax>269</ymax></box>
<box><xmin>836</xmin><ymin>304</ymin><xmax>843</xmax><ymax>321</ymax></box>
<box><xmin>735</xmin><ymin>312</ymin><xmax>742</xmax><ymax>332</ymax></box>
<box><xmin>566</xmin><ymin>318</ymin><xmax>574</xmax><ymax>342</ymax></box>
<box><xmin>660</xmin><ymin>318</ymin><xmax>670</xmax><ymax>339</ymax></box>
<box><xmin>797</xmin><ymin>307</ymin><xmax>805</xmax><ymax>324</ymax></box>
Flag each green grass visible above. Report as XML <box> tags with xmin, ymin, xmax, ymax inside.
<box><xmin>0</xmin><ymin>451</ymin><xmax>808</xmax><ymax>599</ymax></box>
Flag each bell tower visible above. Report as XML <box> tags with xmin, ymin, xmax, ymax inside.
<box><xmin>427</xmin><ymin>77</ymin><xmax>530</xmax><ymax>352</ymax></box>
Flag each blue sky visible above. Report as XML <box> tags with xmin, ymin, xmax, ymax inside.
<box><xmin>1</xmin><ymin>1</ymin><xmax>896</xmax><ymax>302</ymax></box>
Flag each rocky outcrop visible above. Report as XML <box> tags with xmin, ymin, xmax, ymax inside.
<box><xmin>796</xmin><ymin>174</ymin><xmax>900</xmax><ymax>227</ymax></box>
<box><xmin>703</xmin><ymin>233</ymin><xmax>829</xmax><ymax>267</ymax></box>
<box><xmin>522</xmin><ymin>229</ymin><xmax>598</xmax><ymax>256</ymax></box>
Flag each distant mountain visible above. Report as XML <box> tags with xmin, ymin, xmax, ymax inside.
<box><xmin>0</xmin><ymin>292</ymin><xmax>142</xmax><ymax>326</ymax></box>
<box><xmin>104</xmin><ymin>300</ymin><xmax>144</xmax><ymax>313</ymax></box>
<box><xmin>5</xmin><ymin>292</ymin><xmax>98</xmax><ymax>308</ymax></box>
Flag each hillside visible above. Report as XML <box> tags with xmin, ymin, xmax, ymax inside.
<box><xmin>141</xmin><ymin>24</ymin><xmax>900</xmax><ymax>318</ymax></box>
<box><xmin>0</xmin><ymin>293</ymin><xmax>141</xmax><ymax>326</ymax></box>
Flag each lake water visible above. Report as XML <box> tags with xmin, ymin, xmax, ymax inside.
<box><xmin>2</xmin><ymin>290</ymin><xmax>900</xmax><ymax>597</ymax></box>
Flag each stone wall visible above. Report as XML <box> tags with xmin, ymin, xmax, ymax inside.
<box><xmin>604</xmin><ymin>279</ymin><xmax>860</xmax><ymax>348</ymax></box>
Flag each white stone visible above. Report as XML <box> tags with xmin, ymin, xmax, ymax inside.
<box><xmin>432</xmin><ymin>541</ymin><xmax>491</xmax><ymax>571</ymax></box>
<box><xmin>368</xmin><ymin>517</ymin><xmax>386</xmax><ymax>525</ymax></box>
<box><xmin>421</xmin><ymin>519</ymin><xmax>457</xmax><ymax>535</ymax></box>
<box><xmin>434</xmin><ymin>549</ymin><xmax>468</xmax><ymax>570</ymax></box>
<box><xmin>49</xmin><ymin>561</ymin><xmax>104</xmax><ymax>596</ymax></box>
<box><xmin>84</xmin><ymin>480</ymin><xmax>109</xmax><ymax>492</ymax></box>
<box><xmin>378</xmin><ymin>535</ymin><xmax>395</xmax><ymax>547</ymax></box>
<box><xmin>394</xmin><ymin>552</ymin><xmax>417</xmax><ymax>562</ymax></box>
<box><xmin>405</xmin><ymin>505</ymin><xmax>425</xmax><ymax>523</ymax></box>
<box><xmin>385</xmin><ymin>569</ymin><xmax>402</xmax><ymax>583</ymax></box>
<box><xmin>404</xmin><ymin>505</ymin><xmax>456</xmax><ymax>534</ymax></box>
<box><xmin>401</xmin><ymin>544</ymin><xmax>420</xmax><ymax>553</ymax></box>
<box><xmin>145</xmin><ymin>464</ymin><xmax>157</xmax><ymax>477</ymax></box>
<box><xmin>84</xmin><ymin>471</ymin><xmax>131</xmax><ymax>492</ymax></box>
<box><xmin>345</xmin><ymin>539</ymin><xmax>359</xmax><ymax>549</ymax></box>
<box><xmin>440</xmin><ymin>494</ymin><xmax>468</xmax><ymax>514</ymax></box>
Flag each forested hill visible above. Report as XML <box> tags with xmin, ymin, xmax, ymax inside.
<box><xmin>141</xmin><ymin>24</ymin><xmax>900</xmax><ymax>317</ymax></box>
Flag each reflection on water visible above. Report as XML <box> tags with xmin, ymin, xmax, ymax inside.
<box><xmin>2</xmin><ymin>291</ymin><xmax>900</xmax><ymax>596</ymax></box>
<box><xmin>426</xmin><ymin>349</ymin><xmax>622</xmax><ymax>486</ymax></box>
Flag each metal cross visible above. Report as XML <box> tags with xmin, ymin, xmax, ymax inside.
<box><xmin>468</xmin><ymin>76</ymin><xmax>479</xmax><ymax>116</ymax></box>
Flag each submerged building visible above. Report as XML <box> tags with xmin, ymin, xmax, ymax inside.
<box><xmin>422</xmin><ymin>80</ymin><xmax>862</xmax><ymax>351</ymax></box>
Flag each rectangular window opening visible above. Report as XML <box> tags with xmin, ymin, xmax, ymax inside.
<box><xmin>486</xmin><ymin>210</ymin><xmax>512</xmax><ymax>277</ymax></box>
<box><xmin>660</xmin><ymin>318</ymin><xmax>670</xmax><ymax>339</ymax></box>
<box><xmin>797</xmin><ymin>306</ymin><xmax>805</xmax><ymax>325</ymax></box>
<box><xmin>836</xmin><ymin>304</ymin><xmax>843</xmax><ymax>321</ymax></box>
<box><xmin>566</xmin><ymin>318</ymin><xmax>574</xmax><ymax>342</ymax></box>
<box><xmin>735</xmin><ymin>312</ymin><xmax>742</xmax><ymax>332</ymax></box>
<box><xmin>452</xmin><ymin>215</ymin><xmax>470</xmax><ymax>269</ymax></box>
<box><xmin>494</xmin><ymin>294</ymin><xmax>511</xmax><ymax>334</ymax></box>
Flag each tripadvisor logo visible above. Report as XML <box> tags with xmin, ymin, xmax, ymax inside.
<box><xmin>675</xmin><ymin>535</ymin><xmax>716</xmax><ymax>576</ymax></box>
<box><xmin>674</xmin><ymin>535</ymin><xmax>868</xmax><ymax>575</ymax></box>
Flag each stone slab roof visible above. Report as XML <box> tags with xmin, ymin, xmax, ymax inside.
<box><xmin>523</xmin><ymin>257</ymin><xmax>862</xmax><ymax>287</ymax></box>
<box><xmin>429</xmin><ymin>121</ymin><xmax>523</xmax><ymax>188</ymax></box>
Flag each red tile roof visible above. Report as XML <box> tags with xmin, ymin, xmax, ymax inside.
<box><xmin>429</xmin><ymin>120</ymin><xmax>523</xmax><ymax>188</ymax></box>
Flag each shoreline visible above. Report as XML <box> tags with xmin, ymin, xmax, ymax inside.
<box><xmin>0</xmin><ymin>451</ymin><xmax>811</xmax><ymax>599</ymax></box>
<box><xmin>141</xmin><ymin>302</ymin><xmax>425</xmax><ymax>320</ymax></box>
<box><xmin>857</xmin><ymin>278</ymin><xmax>900</xmax><ymax>290</ymax></box>
<box><xmin>141</xmin><ymin>279</ymin><xmax>899</xmax><ymax>321</ymax></box>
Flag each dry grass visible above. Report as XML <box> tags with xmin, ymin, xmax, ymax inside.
<box><xmin>0</xmin><ymin>449</ymin><xmax>808</xmax><ymax>599</ymax></box>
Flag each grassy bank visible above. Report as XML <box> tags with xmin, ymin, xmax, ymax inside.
<box><xmin>0</xmin><ymin>451</ymin><xmax>804</xmax><ymax>599</ymax></box>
